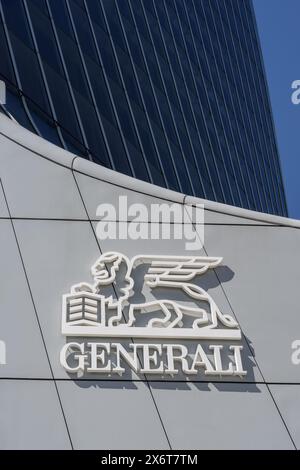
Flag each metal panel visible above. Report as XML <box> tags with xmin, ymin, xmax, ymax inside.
<box><xmin>151</xmin><ymin>381</ymin><xmax>294</xmax><ymax>449</ymax></box>
<box><xmin>203</xmin><ymin>224</ymin><xmax>300</xmax><ymax>383</ymax></box>
<box><xmin>0</xmin><ymin>133</ymin><xmax>86</xmax><ymax>219</ymax></box>
<box><xmin>0</xmin><ymin>379</ymin><xmax>71</xmax><ymax>449</ymax></box>
<box><xmin>0</xmin><ymin>220</ymin><xmax>51</xmax><ymax>378</ymax></box>
<box><xmin>57</xmin><ymin>379</ymin><xmax>169</xmax><ymax>449</ymax></box>
<box><xmin>270</xmin><ymin>385</ymin><xmax>300</xmax><ymax>449</ymax></box>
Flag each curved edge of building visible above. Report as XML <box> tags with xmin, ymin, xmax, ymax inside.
<box><xmin>0</xmin><ymin>114</ymin><xmax>298</xmax><ymax>227</ymax></box>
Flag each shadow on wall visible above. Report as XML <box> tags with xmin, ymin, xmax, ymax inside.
<box><xmin>72</xmin><ymin>377</ymin><xmax>260</xmax><ymax>394</ymax></box>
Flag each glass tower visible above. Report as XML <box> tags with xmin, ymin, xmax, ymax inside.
<box><xmin>0</xmin><ymin>0</ymin><xmax>287</xmax><ymax>216</ymax></box>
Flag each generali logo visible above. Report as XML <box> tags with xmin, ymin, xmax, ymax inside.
<box><xmin>60</xmin><ymin>252</ymin><xmax>246</xmax><ymax>378</ymax></box>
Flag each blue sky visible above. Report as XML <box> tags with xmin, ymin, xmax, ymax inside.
<box><xmin>253</xmin><ymin>0</ymin><xmax>300</xmax><ymax>218</ymax></box>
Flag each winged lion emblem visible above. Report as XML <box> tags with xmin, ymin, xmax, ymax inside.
<box><xmin>62</xmin><ymin>252</ymin><xmax>240</xmax><ymax>340</ymax></box>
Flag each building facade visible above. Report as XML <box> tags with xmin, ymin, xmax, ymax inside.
<box><xmin>0</xmin><ymin>113</ymin><xmax>300</xmax><ymax>449</ymax></box>
<box><xmin>0</xmin><ymin>0</ymin><xmax>287</xmax><ymax>215</ymax></box>
<box><xmin>0</xmin><ymin>0</ymin><xmax>298</xmax><ymax>451</ymax></box>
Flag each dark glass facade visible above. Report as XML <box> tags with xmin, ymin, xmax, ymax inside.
<box><xmin>0</xmin><ymin>0</ymin><xmax>287</xmax><ymax>216</ymax></box>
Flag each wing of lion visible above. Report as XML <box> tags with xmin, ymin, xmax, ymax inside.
<box><xmin>130</xmin><ymin>254</ymin><xmax>222</xmax><ymax>287</ymax></box>
<box><xmin>126</xmin><ymin>255</ymin><xmax>238</xmax><ymax>330</ymax></box>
